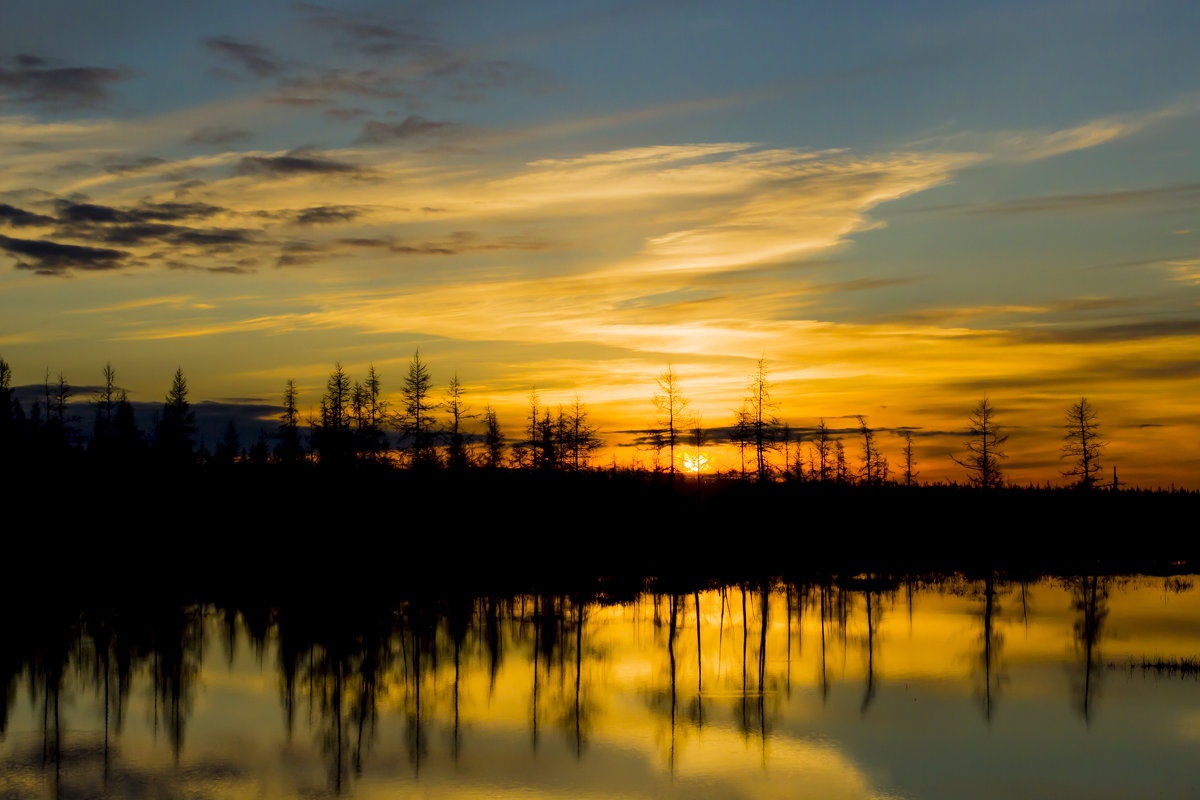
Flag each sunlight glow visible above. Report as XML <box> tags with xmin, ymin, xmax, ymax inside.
<box><xmin>682</xmin><ymin>453</ymin><xmax>709</xmax><ymax>473</ymax></box>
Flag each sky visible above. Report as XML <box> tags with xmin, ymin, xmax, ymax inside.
<box><xmin>1</xmin><ymin>0</ymin><xmax>1199</xmax><ymax>485</ymax></box>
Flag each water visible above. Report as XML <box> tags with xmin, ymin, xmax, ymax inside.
<box><xmin>2</xmin><ymin>575</ymin><xmax>1198</xmax><ymax>799</ymax></box>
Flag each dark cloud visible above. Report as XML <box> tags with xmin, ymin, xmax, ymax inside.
<box><xmin>187</xmin><ymin>126</ymin><xmax>252</xmax><ymax>146</ymax></box>
<box><xmin>0</xmin><ymin>203</ymin><xmax>54</xmax><ymax>227</ymax></box>
<box><xmin>276</xmin><ymin>241</ymin><xmax>324</xmax><ymax>267</ymax></box>
<box><xmin>294</xmin><ymin>205</ymin><xmax>361</xmax><ymax>225</ymax></box>
<box><xmin>360</xmin><ymin>114</ymin><xmax>462</xmax><ymax>143</ymax></box>
<box><xmin>202</xmin><ymin>37</ymin><xmax>281</xmax><ymax>78</ymax></box>
<box><xmin>334</xmin><ymin>231</ymin><xmax>549</xmax><ymax>256</ymax></box>
<box><xmin>1006</xmin><ymin>318</ymin><xmax>1200</xmax><ymax>345</ymax></box>
<box><xmin>101</xmin><ymin>155</ymin><xmax>168</xmax><ymax>175</ymax></box>
<box><xmin>54</xmin><ymin>200</ymin><xmax>224</xmax><ymax>224</ymax></box>
<box><xmin>83</xmin><ymin>222</ymin><xmax>251</xmax><ymax>249</ymax></box>
<box><xmin>236</xmin><ymin>148</ymin><xmax>362</xmax><ymax>177</ymax></box>
<box><xmin>0</xmin><ymin>55</ymin><xmax>130</xmax><ymax>106</ymax></box>
<box><xmin>0</xmin><ymin>233</ymin><xmax>128</xmax><ymax>275</ymax></box>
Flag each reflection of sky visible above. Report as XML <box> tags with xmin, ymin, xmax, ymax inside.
<box><xmin>1</xmin><ymin>2</ymin><xmax>1199</xmax><ymax>485</ymax></box>
<box><xmin>2</xmin><ymin>577</ymin><xmax>1199</xmax><ymax>798</ymax></box>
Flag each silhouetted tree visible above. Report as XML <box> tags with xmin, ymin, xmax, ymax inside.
<box><xmin>443</xmin><ymin>373</ymin><xmax>475</xmax><ymax>471</ymax></box>
<box><xmin>112</xmin><ymin>395</ymin><xmax>143</xmax><ymax>462</ymax></box>
<box><xmin>834</xmin><ymin>439</ymin><xmax>848</xmax><ymax>483</ymax></box>
<box><xmin>654</xmin><ymin>365</ymin><xmax>690</xmax><ymax>478</ymax></box>
<box><xmin>155</xmin><ymin>368</ymin><xmax>196</xmax><ymax>465</ymax></box>
<box><xmin>0</xmin><ymin>357</ymin><xmax>21</xmax><ymax>462</ymax></box>
<box><xmin>400</xmin><ymin>350</ymin><xmax>437</xmax><ymax>468</ymax></box>
<box><xmin>92</xmin><ymin>362</ymin><xmax>120</xmax><ymax>451</ymax></box>
<box><xmin>563</xmin><ymin>395</ymin><xmax>603</xmax><ymax>470</ymax></box>
<box><xmin>482</xmin><ymin>405</ymin><xmax>505</xmax><ymax>468</ymax></box>
<box><xmin>687</xmin><ymin>414</ymin><xmax>707</xmax><ymax>479</ymax></box>
<box><xmin>215</xmin><ymin>419</ymin><xmax>240</xmax><ymax>466</ymax></box>
<box><xmin>901</xmin><ymin>431</ymin><xmax>919</xmax><ymax>487</ymax></box>
<box><xmin>525</xmin><ymin>389</ymin><xmax>541</xmax><ymax>469</ymax></box>
<box><xmin>856</xmin><ymin>415</ymin><xmax>879</xmax><ymax>485</ymax></box>
<box><xmin>953</xmin><ymin>398</ymin><xmax>1008</xmax><ymax>489</ymax></box>
<box><xmin>1062</xmin><ymin>397</ymin><xmax>1105</xmax><ymax>489</ymax></box>
<box><xmin>276</xmin><ymin>379</ymin><xmax>302</xmax><ymax>463</ymax></box>
<box><xmin>361</xmin><ymin>365</ymin><xmax>387</xmax><ymax>461</ymax></box>
<box><xmin>318</xmin><ymin>362</ymin><xmax>352</xmax><ymax>465</ymax></box>
<box><xmin>813</xmin><ymin>419</ymin><xmax>832</xmax><ymax>481</ymax></box>
<box><xmin>745</xmin><ymin>357</ymin><xmax>779</xmax><ymax>481</ymax></box>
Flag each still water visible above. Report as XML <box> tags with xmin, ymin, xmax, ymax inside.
<box><xmin>2</xmin><ymin>575</ymin><xmax>1198</xmax><ymax>799</ymax></box>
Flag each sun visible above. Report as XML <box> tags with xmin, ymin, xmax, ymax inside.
<box><xmin>681</xmin><ymin>453</ymin><xmax>709</xmax><ymax>473</ymax></box>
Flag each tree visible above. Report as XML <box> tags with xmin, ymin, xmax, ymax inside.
<box><xmin>526</xmin><ymin>389</ymin><xmax>541</xmax><ymax>469</ymax></box>
<box><xmin>1062</xmin><ymin>397</ymin><xmax>1105</xmax><ymax>489</ymax></box>
<box><xmin>834</xmin><ymin>439</ymin><xmax>848</xmax><ymax>483</ymax></box>
<box><xmin>400</xmin><ymin>350</ymin><xmax>436</xmax><ymax>468</ymax></box>
<box><xmin>654</xmin><ymin>365</ymin><xmax>690</xmax><ymax>478</ymax></box>
<box><xmin>745</xmin><ymin>357</ymin><xmax>779</xmax><ymax>481</ymax></box>
<box><xmin>215</xmin><ymin>418</ymin><xmax>240</xmax><ymax>466</ymax></box>
<box><xmin>93</xmin><ymin>362</ymin><xmax>120</xmax><ymax>446</ymax></box>
<box><xmin>156</xmin><ymin>367</ymin><xmax>196</xmax><ymax>465</ymax></box>
<box><xmin>856</xmin><ymin>415</ymin><xmax>878</xmax><ymax>486</ymax></box>
<box><xmin>482</xmin><ymin>405</ymin><xmax>504</xmax><ymax>468</ymax></box>
<box><xmin>813</xmin><ymin>419</ymin><xmax>832</xmax><ymax>482</ymax></box>
<box><xmin>688</xmin><ymin>413</ymin><xmax>708</xmax><ymax>485</ymax></box>
<box><xmin>953</xmin><ymin>398</ymin><xmax>1008</xmax><ymax>489</ymax></box>
<box><xmin>563</xmin><ymin>395</ymin><xmax>603</xmax><ymax>470</ymax></box>
<box><xmin>317</xmin><ymin>362</ymin><xmax>352</xmax><ymax>465</ymax></box>
<box><xmin>900</xmin><ymin>431</ymin><xmax>919</xmax><ymax>487</ymax></box>
<box><xmin>443</xmin><ymin>373</ymin><xmax>476</xmax><ymax>471</ymax></box>
<box><xmin>362</xmin><ymin>365</ymin><xmax>387</xmax><ymax>462</ymax></box>
<box><xmin>276</xmin><ymin>379</ymin><xmax>302</xmax><ymax>463</ymax></box>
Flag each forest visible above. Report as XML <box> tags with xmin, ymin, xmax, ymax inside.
<box><xmin>1</xmin><ymin>350</ymin><xmax>1195</xmax><ymax>583</ymax></box>
<box><xmin>0</xmin><ymin>352</ymin><xmax>1128</xmax><ymax>491</ymax></box>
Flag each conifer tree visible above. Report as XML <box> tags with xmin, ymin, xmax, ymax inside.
<box><xmin>156</xmin><ymin>367</ymin><xmax>196</xmax><ymax>465</ymax></box>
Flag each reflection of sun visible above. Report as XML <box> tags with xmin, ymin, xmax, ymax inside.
<box><xmin>682</xmin><ymin>453</ymin><xmax>709</xmax><ymax>473</ymax></box>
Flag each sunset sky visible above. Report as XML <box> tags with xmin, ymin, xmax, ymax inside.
<box><xmin>2</xmin><ymin>0</ymin><xmax>1198</xmax><ymax>485</ymax></box>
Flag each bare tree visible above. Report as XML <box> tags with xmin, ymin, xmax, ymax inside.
<box><xmin>1062</xmin><ymin>397</ymin><xmax>1105</xmax><ymax>489</ymax></box>
<box><xmin>745</xmin><ymin>357</ymin><xmax>780</xmax><ymax>481</ymax></box>
<box><xmin>834</xmin><ymin>439</ymin><xmax>848</xmax><ymax>483</ymax></box>
<box><xmin>900</xmin><ymin>431</ymin><xmax>919</xmax><ymax>487</ymax></box>
<box><xmin>813</xmin><ymin>419</ymin><xmax>832</xmax><ymax>482</ymax></box>
<box><xmin>443</xmin><ymin>373</ymin><xmax>476</xmax><ymax>470</ymax></box>
<box><xmin>953</xmin><ymin>398</ymin><xmax>1008</xmax><ymax>489</ymax></box>
<box><xmin>856</xmin><ymin>415</ymin><xmax>878</xmax><ymax>486</ymax></box>
<box><xmin>654</xmin><ymin>365</ymin><xmax>690</xmax><ymax>478</ymax></box>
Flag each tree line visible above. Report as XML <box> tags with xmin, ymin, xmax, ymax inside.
<box><xmin>0</xmin><ymin>351</ymin><xmax>1116</xmax><ymax>489</ymax></box>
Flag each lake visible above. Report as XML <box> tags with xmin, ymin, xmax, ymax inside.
<box><xmin>2</xmin><ymin>574</ymin><xmax>1198</xmax><ymax>799</ymax></box>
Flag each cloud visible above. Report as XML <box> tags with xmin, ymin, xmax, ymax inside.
<box><xmin>202</xmin><ymin>37</ymin><xmax>281</xmax><ymax>78</ymax></box>
<box><xmin>235</xmin><ymin>148</ymin><xmax>362</xmax><ymax>176</ymax></box>
<box><xmin>0</xmin><ymin>55</ymin><xmax>130</xmax><ymax>106</ymax></box>
<box><xmin>915</xmin><ymin>183</ymin><xmax>1200</xmax><ymax>217</ymax></box>
<box><xmin>294</xmin><ymin>205</ymin><xmax>361</xmax><ymax>225</ymax></box>
<box><xmin>360</xmin><ymin>115</ymin><xmax>463</xmax><ymax>144</ymax></box>
<box><xmin>188</xmin><ymin>126</ymin><xmax>252</xmax><ymax>146</ymax></box>
<box><xmin>54</xmin><ymin>200</ymin><xmax>224</xmax><ymax>224</ymax></box>
<box><xmin>0</xmin><ymin>233</ymin><xmax>128</xmax><ymax>274</ymax></box>
<box><xmin>292</xmin><ymin>2</ymin><xmax>436</xmax><ymax>57</ymax></box>
<box><xmin>0</xmin><ymin>203</ymin><xmax>54</xmax><ymax>227</ymax></box>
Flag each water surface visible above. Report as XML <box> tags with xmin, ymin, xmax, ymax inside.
<box><xmin>2</xmin><ymin>575</ymin><xmax>1198</xmax><ymax>799</ymax></box>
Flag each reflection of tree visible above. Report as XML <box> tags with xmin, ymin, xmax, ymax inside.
<box><xmin>1071</xmin><ymin>575</ymin><xmax>1109</xmax><ymax>724</ymax></box>
<box><xmin>974</xmin><ymin>574</ymin><xmax>1005</xmax><ymax>723</ymax></box>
